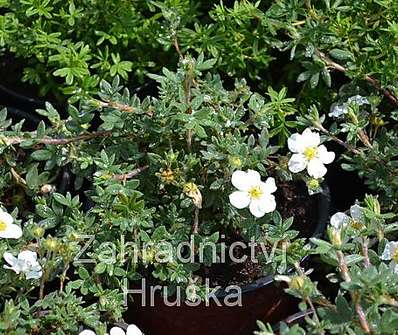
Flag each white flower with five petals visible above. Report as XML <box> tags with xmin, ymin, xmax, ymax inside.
<box><xmin>380</xmin><ymin>241</ymin><xmax>398</xmax><ymax>274</ymax></box>
<box><xmin>3</xmin><ymin>250</ymin><xmax>42</xmax><ymax>279</ymax></box>
<box><xmin>330</xmin><ymin>204</ymin><xmax>365</xmax><ymax>230</ymax></box>
<box><xmin>229</xmin><ymin>170</ymin><xmax>277</xmax><ymax>218</ymax></box>
<box><xmin>0</xmin><ymin>208</ymin><xmax>22</xmax><ymax>239</ymax></box>
<box><xmin>288</xmin><ymin>128</ymin><xmax>335</xmax><ymax>178</ymax></box>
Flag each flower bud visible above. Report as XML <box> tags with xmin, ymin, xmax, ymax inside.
<box><xmin>289</xmin><ymin>275</ymin><xmax>305</xmax><ymax>290</ymax></box>
<box><xmin>228</xmin><ymin>156</ymin><xmax>242</xmax><ymax>169</ymax></box>
<box><xmin>307</xmin><ymin>178</ymin><xmax>320</xmax><ymax>190</ymax></box>
<box><xmin>329</xmin><ymin>228</ymin><xmax>342</xmax><ymax>247</ymax></box>
<box><xmin>40</xmin><ymin>184</ymin><xmax>55</xmax><ymax>194</ymax></box>
<box><xmin>32</xmin><ymin>226</ymin><xmax>45</xmax><ymax>238</ymax></box>
<box><xmin>44</xmin><ymin>237</ymin><xmax>59</xmax><ymax>251</ymax></box>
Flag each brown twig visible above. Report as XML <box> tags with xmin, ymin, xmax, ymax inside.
<box><xmin>192</xmin><ymin>206</ymin><xmax>200</xmax><ymax>234</ymax></box>
<box><xmin>4</xmin><ymin>130</ymin><xmax>113</xmax><ymax>146</ymax></box>
<box><xmin>112</xmin><ymin>165</ymin><xmax>149</xmax><ymax>181</ymax></box>
<box><xmin>184</xmin><ymin>67</ymin><xmax>193</xmax><ymax>152</ymax></box>
<box><xmin>336</xmin><ymin>251</ymin><xmax>372</xmax><ymax>334</ymax></box>
<box><xmin>316</xmin><ymin>49</ymin><xmax>398</xmax><ymax>106</ymax></box>
<box><xmin>99</xmin><ymin>101</ymin><xmax>135</xmax><ymax>113</ymax></box>
<box><xmin>361</xmin><ymin>238</ymin><xmax>371</xmax><ymax>268</ymax></box>
<box><xmin>313</xmin><ymin>122</ymin><xmax>361</xmax><ymax>154</ymax></box>
<box><xmin>172</xmin><ymin>34</ymin><xmax>183</xmax><ymax>59</ymax></box>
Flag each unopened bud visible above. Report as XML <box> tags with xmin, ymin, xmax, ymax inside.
<box><xmin>289</xmin><ymin>276</ymin><xmax>305</xmax><ymax>290</ymax></box>
<box><xmin>44</xmin><ymin>237</ymin><xmax>59</xmax><ymax>251</ymax></box>
<box><xmin>32</xmin><ymin>226</ymin><xmax>45</xmax><ymax>238</ymax></box>
<box><xmin>228</xmin><ymin>156</ymin><xmax>242</xmax><ymax>169</ymax></box>
<box><xmin>307</xmin><ymin>178</ymin><xmax>320</xmax><ymax>190</ymax></box>
<box><xmin>329</xmin><ymin>228</ymin><xmax>342</xmax><ymax>247</ymax></box>
<box><xmin>41</xmin><ymin>184</ymin><xmax>55</xmax><ymax>194</ymax></box>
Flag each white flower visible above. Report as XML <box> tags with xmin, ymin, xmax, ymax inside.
<box><xmin>330</xmin><ymin>204</ymin><xmax>365</xmax><ymax>230</ymax></box>
<box><xmin>380</xmin><ymin>241</ymin><xmax>398</xmax><ymax>274</ymax></box>
<box><xmin>229</xmin><ymin>170</ymin><xmax>277</xmax><ymax>218</ymax></box>
<box><xmin>79</xmin><ymin>325</ymin><xmax>143</xmax><ymax>335</ymax></box>
<box><xmin>0</xmin><ymin>208</ymin><xmax>22</xmax><ymax>239</ymax></box>
<box><xmin>329</xmin><ymin>95</ymin><xmax>369</xmax><ymax>118</ymax></box>
<box><xmin>3</xmin><ymin>250</ymin><xmax>42</xmax><ymax>279</ymax></box>
<box><xmin>347</xmin><ymin>95</ymin><xmax>369</xmax><ymax>106</ymax></box>
<box><xmin>329</xmin><ymin>103</ymin><xmax>348</xmax><ymax>118</ymax></box>
<box><xmin>287</xmin><ymin>128</ymin><xmax>335</xmax><ymax>178</ymax></box>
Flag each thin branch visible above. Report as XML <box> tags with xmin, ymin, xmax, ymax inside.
<box><xmin>313</xmin><ymin>122</ymin><xmax>361</xmax><ymax>154</ymax></box>
<box><xmin>4</xmin><ymin>130</ymin><xmax>113</xmax><ymax>146</ymax></box>
<box><xmin>172</xmin><ymin>34</ymin><xmax>183</xmax><ymax>59</ymax></box>
<box><xmin>316</xmin><ymin>49</ymin><xmax>398</xmax><ymax>106</ymax></box>
<box><xmin>336</xmin><ymin>251</ymin><xmax>372</xmax><ymax>334</ymax></box>
<box><xmin>361</xmin><ymin>238</ymin><xmax>371</xmax><ymax>268</ymax></box>
<box><xmin>192</xmin><ymin>206</ymin><xmax>200</xmax><ymax>234</ymax></box>
<box><xmin>112</xmin><ymin>165</ymin><xmax>149</xmax><ymax>181</ymax></box>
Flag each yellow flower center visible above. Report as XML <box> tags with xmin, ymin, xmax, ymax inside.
<box><xmin>304</xmin><ymin>147</ymin><xmax>318</xmax><ymax>160</ymax></box>
<box><xmin>350</xmin><ymin>220</ymin><xmax>364</xmax><ymax>230</ymax></box>
<box><xmin>248</xmin><ymin>186</ymin><xmax>263</xmax><ymax>200</ymax></box>
<box><xmin>393</xmin><ymin>249</ymin><xmax>398</xmax><ymax>262</ymax></box>
<box><xmin>307</xmin><ymin>178</ymin><xmax>320</xmax><ymax>189</ymax></box>
<box><xmin>0</xmin><ymin>220</ymin><xmax>7</xmax><ymax>232</ymax></box>
<box><xmin>229</xmin><ymin>156</ymin><xmax>242</xmax><ymax>168</ymax></box>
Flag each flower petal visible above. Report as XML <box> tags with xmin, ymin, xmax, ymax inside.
<box><xmin>301</xmin><ymin>128</ymin><xmax>320</xmax><ymax>148</ymax></box>
<box><xmin>110</xmin><ymin>327</ymin><xmax>126</xmax><ymax>335</ymax></box>
<box><xmin>0</xmin><ymin>223</ymin><xmax>22</xmax><ymax>239</ymax></box>
<box><xmin>229</xmin><ymin>191</ymin><xmax>250</xmax><ymax>209</ymax></box>
<box><xmin>245</xmin><ymin>169</ymin><xmax>261</xmax><ymax>185</ymax></box>
<box><xmin>231</xmin><ymin>170</ymin><xmax>248</xmax><ymax>190</ymax></box>
<box><xmin>26</xmin><ymin>269</ymin><xmax>43</xmax><ymax>280</ymax></box>
<box><xmin>262</xmin><ymin>177</ymin><xmax>277</xmax><ymax>194</ymax></box>
<box><xmin>3</xmin><ymin>252</ymin><xmax>17</xmax><ymax>266</ymax></box>
<box><xmin>126</xmin><ymin>325</ymin><xmax>143</xmax><ymax>335</ymax></box>
<box><xmin>288</xmin><ymin>133</ymin><xmax>304</xmax><ymax>153</ymax></box>
<box><xmin>318</xmin><ymin>145</ymin><xmax>335</xmax><ymax>165</ymax></box>
<box><xmin>307</xmin><ymin>158</ymin><xmax>327</xmax><ymax>178</ymax></box>
<box><xmin>350</xmin><ymin>204</ymin><xmax>364</xmax><ymax>222</ymax></box>
<box><xmin>79</xmin><ymin>331</ymin><xmax>96</xmax><ymax>335</ymax></box>
<box><xmin>391</xmin><ymin>261</ymin><xmax>398</xmax><ymax>274</ymax></box>
<box><xmin>0</xmin><ymin>210</ymin><xmax>14</xmax><ymax>225</ymax></box>
<box><xmin>260</xmin><ymin>194</ymin><xmax>277</xmax><ymax>214</ymax></box>
<box><xmin>330</xmin><ymin>212</ymin><xmax>350</xmax><ymax>229</ymax></box>
<box><xmin>329</xmin><ymin>103</ymin><xmax>348</xmax><ymax>118</ymax></box>
<box><xmin>18</xmin><ymin>250</ymin><xmax>38</xmax><ymax>264</ymax></box>
<box><xmin>381</xmin><ymin>242</ymin><xmax>398</xmax><ymax>261</ymax></box>
<box><xmin>231</xmin><ymin>170</ymin><xmax>261</xmax><ymax>191</ymax></box>
<box><xmin>288</xmin><ymin>154</ymin><xmax>307</xmax><ymax>173</ymax></box>
<box><xmin>249</xmin><ymin>200</ymin><xmax>267</xmax><ymax>218</ymax></box>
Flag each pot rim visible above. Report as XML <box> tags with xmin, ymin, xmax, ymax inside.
<box><xmin>215</xmin><ymin>185</ymin><xmax>330</xmax><ymax>298</ymax></box>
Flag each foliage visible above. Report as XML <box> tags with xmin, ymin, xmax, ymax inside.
<box><xmin>256</xmin><ymin>196</ymin><xmax>398</xmax><ymax>334</ymax></box>
<box><xmin>0</xmin><ymin>1</ymin><xmax>398</xmax><ymax>334</ymax></box>
<box><xmin>0</xmin><ymin>58</ymin><xmax>321</xmax><ymax>333</ymax></box>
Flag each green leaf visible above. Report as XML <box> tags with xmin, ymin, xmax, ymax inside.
<box><xmin>329</xmin><ymin>49</ymin><xmax>353</xmax><ymax>61</ymax></box>
<box><xmin>26</xmin><ymin>165</ymin><xmax>39</xmax><ymax>189</ymax></box>
<box><xmin>94</xmin><ymin>263</ymin><xmax>106</xmax><ymax>274</ymax></box>
<box><xmin>31</xmin><ymin>150</ymin><xmax>52</xmax><ymax>161</ymax></box>
<box><xmin>52</xmin><ymin>193</ymin><xmax>69</xmax><ymax>206</ymax></box>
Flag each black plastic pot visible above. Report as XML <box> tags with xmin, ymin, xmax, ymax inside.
<box><xmin>126</xmin><ymin>187</ymin><xmax>330</xmax><ymax>335</ymax></box>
